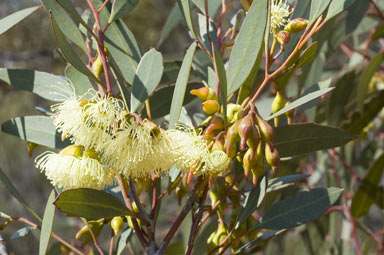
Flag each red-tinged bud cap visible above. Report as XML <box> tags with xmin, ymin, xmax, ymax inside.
<box><xmin>190</xmin><ymin>87</ymin><xmax>217</xmax><ymax>101</ymax></box>
<box><xmin>238</xmin><ymin>114</ymin><xmax>255</xmax><ymax>151</ymax></box>
<box><xmin>255</xmin><ymin>115</ymin><xmax>275</xmax><ymax>142</ymax></box>
<box><xmin>205</xmin><ymin>114</ymin><xmax>224</xmax><ymax>135</ymax></box>
<box><xmin>202</xmin><ymin>100</ymin><xmax>220</xmax><ymax>115</ymax></box>
<box><xmin>284</xmin><ymin>18</ymin><xmax>308</xmax><ymax>34</ymax></box>
<box><xmin>276</xmin><ymin>31</ymin><xmax>291</xmax><ymax>50</ymax></box>
<box><xmin>265</xmin><ymin>142</ymin><xmax>280</xmax><ymax>174</ymax></box>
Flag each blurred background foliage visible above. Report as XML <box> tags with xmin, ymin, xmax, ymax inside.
<box><xmin>0</xmin><ymin>0</ymin><xmax>384</xmax><ymax>254</ymax></box>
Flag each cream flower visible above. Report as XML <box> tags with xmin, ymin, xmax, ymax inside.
<box><xmin>35</xmin><ymin>152</ymin><xmax>114</xmax><ymax>190</ymax></box>
<box><xmin>205</xmin><ymin>150</ymin><xmax>231</xmax><ymax>174</ymax></box>
<box><xmin>101</xmin><ymin>120</ymin><xmax>175</xmax><ymax>178</ymax></box>
<box><xmin>52</xmin><ymin>92</ymin><xmax>126</xmax><ymax>150</ymax></box>
<box><xmin>270</xmin><ymin>0</ymin><xmax>292</xmax><ymax>33</ymax></box>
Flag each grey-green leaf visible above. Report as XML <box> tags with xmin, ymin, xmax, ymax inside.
<box><xmin>0</xmin><ymin>68</ymin><xmax>72</xmax><ymax>102</ymax></box>
<box><xmin>213</xmin><ymin>46</ymin><xmax>227</xmax><ymax>121</ymax></box>
<box><xmin>0</xmin><ymin>167</ymin><xmax>42</xmax><ymax>222</ymax></box>
<box><xmin>267</xmin><ymin>174</ymin><xmax>310</xmax><ymax>193</ymax></box>
<box><xmin>169</xmin><ymin>42</ymin><xmax>198</xmax><ymax>128</ymax></box>
<box><xmin>267</xmin><ymin>87</ymin><xmax>334</xmax><ymax>120</ymax></box>
<box><xmin>309</xmin><ymin>0</ymin><xmax>331</xmax><ymax>25</ymax></box>
<box><xmin>65</xmin><ymin>65</ymin><xmax>95</xmax><ymax>98</ymax></box>
<box><xmin>233</xmin><ymin>230</ymin><xmax>284</xmax><ymax>254</ymax></box>
<box><xmin>10</xmin><ymin>226</ymin><xmax>35</xmax><ymax>240</ymax></box>
<box><xmin>117</xmin><ymin>228</ymin><xmax>133</xmax><ymax>255</ymax></box>
<box><xmin>227</xmin><ymin>0</ymin><xmax>267</xmax><ymax>94</ymax></box>
<box><xmin>39</xmin><ymin>190</ymin><xmax>56</xmax><ymax>255</ymax></box>
<box><xmin>1</xmin><ymin>116</ymin><xmax>71</xmax><ymax>149</ymax></box>
<box><xmin>254</xmin><ymin>188</ymin><xmax>342</xmax><ymax>230</ymax></box>
<box><xmin>50</xmin><ymin>14</ymin><xmax>98</xmax><ymax>83</ymax></box>
<box><xmin>358</xmin><ymin>53</ymin><xmax>383</xmax><ymax>111</ymax></box>
<box><xmin>0</xmin><ymin>6</ymin><xmax>39</xmax><ymax>35</ymax></box>
<box><xmin>109</xmin><ymin>0</ymin><xmax>139</xmax><ymax>23</ymax></box>
<box><xmin>131</xmin><ymin>49</ymin><xmax>164</xmax><ymax>112</ymax></box>
<box><xmin>325</xmin><ymin>0</ymin><xmax>356</xmax><ymax>21</ymax></box>
<box><xmin>178</xmin><ymin>0</ymin><xmax>197</xmax><ymax>39</ymax></box>
<box><xmin>42</xmin><ymin>0</ymin><xmax>86</xmax><ymax>52</ymax></box>
<box><xmin>158</xmin><ymin>3</ymin><xmax>183</xmax><ymax>47</ymax></box>
<box><xmin>54</xmin><ymin>188</ymin><xmax>134</xmax><ymax>220</ymax></box>
<box><xmin>274</xmin><ymin>123</ymin><xmax>355</xmax><ymax>158</ymax></box>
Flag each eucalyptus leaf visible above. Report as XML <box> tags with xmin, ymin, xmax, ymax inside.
<box><xmin>274</xmin><ymin>123</ymin><xmax>355</xmax><ymax>158</ymax></box>
<box><xmin>253</xmin><ymin>188</ymin><xmax>342</xmax><ymax>230</ymax></box>
<box><xmin>192</xmin><ymin>0</ymin><xmax>221</xmax><ymax>17</ymax></box>
<box><xmin>54</xmin><ymin>188</ymin><xmax>134</xmax><ymax>220</ymax></box>
<box><xmin>233</xmin><ymin>230</ymin><xmax>284</xmax><ymax>254</ymax></box>
<box><xmin>131</xmin><ymin>49</ymin><xmax>164</xmax><ymax>112</ymax></box>
<box><xmin>267</xmin><ymin>174</ymin><xmax>310</xmax><ymax>193</ymax></box>
<box><xmin>0</xmin><ymin>68</ymin><xmax>72</xmax><ymax>102</ymax></box>
<box><xmin>10</xmin><ymin>226</ymin><xmax>35</xmax><ymax>240</ymax></box>
<box><xmin>325</xmin><ymin>0</ymin><xmax>356</xmax><ymax>21</ymax></box>
<box><xmin>39</xmin><ymin>190</ymin><xmax>56</xmax><ymax>255</ymax></box>
<box><xmin>309</xmin><ymin>0</ymin><xmax>331</xmax><ymax>25</ymax></box>
<box><xmin>169</xmin><ymin>42</ymin><xmax>198</xmax><ymax>128</ymax></box>
<box><xmin>109</xmin><ymin>0</ymin><xmax>139</xmax><ymax>23</ymax></box>
<box><xmin>178</xmin><ymin>0</ymin><xmax>197</xmax><ymax>39</ymax></box>
<box><xmin>65</xmin><ymin>65</ymin><xmax>95</xmax><ymax>98</ymax></box>
<box><xmin>117</xmin><ymin>228</ymin><xmax>133</xmax><ymax>255</ymax></box>
<box><xmin>1</xmin><ymin>116</ymin><xmax>71</xmax><ymax>149</ymax></box>
<box><xmin>227</xmin><ymin>0</ymin><xmax>267</xmax><ymax>94</ymax></box>
<box><xmin>0</xmin><ymin>6</ymin><xmax>39</xmax><ymax>35</ymax></box>
<box><xmin>213</xmin><ymin>46</ymin><xmax>227</xmax><ymax>121</ymax></box>
<box><xmin>158</xmin><ymin>3</ymin><xmax>183</xmax><ymax>47</ymax></box>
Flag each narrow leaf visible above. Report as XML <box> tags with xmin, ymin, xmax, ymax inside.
<box><xmin>54</xmin><ymin>188</ymin><xmax>134</xmax><ymax>220</ymax></box>
<box><xmin>10</xmin><ymin>226</ymin><xmax>35</xmax><ymax>240</ymax></box>
<box><xmin>178</xmin><ymin>0</ymin><xmax>197</xmax><ymax>39</ymax></box>
<box><xmin>0</xmin><ymin>6</ymin><xmax>39</xmax><ymax>35</ymax></box>
<box><xmin>235</xmin><ymin>176</ymin><xmax>267</xmax><ymax>229</ymax></box>
<box><xmin>1</xmin><ymin>116</ymin><xmax>71</xmax><ymax>149</ymax></box>
<box><xmin>267</xmin><ymin>174</ymin><xmax>310</xmax><ymax>193</ymax></box>
<box><xmin>351</xmin><ymin>153</ymin><xmax>384</xmax><ymax>218</ymax></box>
<box><xmin>131</xmin><ymin>49</ymin><xmax>164</xmax><ymax>112</ymax></box>
<box><xmin>227</xmin><ymin>0</ymin><xmax>267</xmax><ymax>94</ymax></box>
<box><xmin>42</xmin><ymin>0</ymin><xmax>86</xmax><ymax>52</ymax></box>
<box><xmin>198</xmin><ymin>13</ymin><xmax>218</xmax><ymax>53</ymax></box>
<box><xmin>309</xmin><ymin>0</ymin><xmax>331</xmax><ymax>25</ymax></box>
<box><xmin>117</xmin><ymin>228</ymin><xmax>133</xmax><ymax>255</ymax></box>
<box><xmin>254</xmin><ymin>188</ymin><xmax>342</xmax><ymax>230</ymax></box>
<box><xmin>274</xmin><ymin>123</ymin><xmax>355</xmax><ymax>158</ymax></box>
<box><xmin>358</xmin><ymin>53</ymin><xmax>383</xmax><ymax>111</ymax></box>
<box><xmin>325</xmin><ymin>0</ymin><xmax>356</xmax><ymax>21</ymax></box>
<box><xmin>233</xmin><ymin>230</ymin><xmax>284</xmax><ymax>254</ymax></box>
<box><xmin>213</xmin><ymin>46</ymin><xmax>227</xmax><ymax>121</ymax></box>
<box><xmin>0</xmin><ymin>68</ymin><xmax>72</xmax><ymax>102</ymax></box>
<box><xmin>0</xmin><ymin>167</ymin><xmax>42</xmax><ymax>222</ymax></box>
<box><xmin>109</xmin><ymin>0</ymin><xmax>139</xmax><ymax>23</ymax></box>
<box><xmin>65</xmin><ymin>65</ymin><xmax>95</xmax><ymax>98</ymax></box>
<box><xmin>267</xmin><ymin>87</ymin><xmax>334</xmax><ymax>120</ymax></box>
<box><xmin>192</xmin><ymin>0</ymin><xmax>221</xmax><ymax>17</ymax></box>
<box><xmin>50</xmin><ymin>14</ymin><xmax>98</xmax><ymax>83</ymax></box>
<box><xmin>39</xmin><ymin>190</ymin><xmax>56</xmax><ymax>255</ymax></box>
<box><xmin>169</xmin><ymin>42</ymin><xmax>198</xmax><ymax>128</ymax></box>
<box><xmin>295</xmin><ymin>42</ymin><xmax>318</xmax><ymax>69</ymax></box>
<box><xmin>158</xmin><ymin>3</ymin><xmax>183</xmax><ymax>47</ymax></box>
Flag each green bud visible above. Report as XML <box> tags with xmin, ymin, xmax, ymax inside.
<box><xmin>27</xmin><ymin>142</ymin><xmax>38</xmax><ymax>157</ymax></box>
<box><xmin>238</xmin><ymin>114</ymin><xmax>255</xmax><ymax>151</ymax></box>
<box><xmin>265</xmin><ymin>142</ymin><xmax>280</xmax><ymax>174</ymax></box>
<box><xmin>110</xmin><ymin>216</ymin><xmax>124</xmax><ymax>235</ymax></box>
<box><xmin>255</xmin><ymin>115</ymin><xmax>275</xmax><ymax>142</ymax></box>
<box><xmin>284</xmin><ymin>18</ymin><xmax>308</xmax><ymax>34</ymax></box>
<box><xmin>91</xmin><ymin>56</ymin><xmax>103</xmax><ymax>79</ymax></box>
<box><xmin>271</xmin><ymin>91</ymin><xmax>287</xmax><ymax>127</ymax></box>
<box><xmin>202</xmin><ymin>100</ymin><xmax>220</xmax><ymax>115</ymax></box>
<box><xmin>75</xmin><ymin>220</ymin><xmax>104</xmax><ymax>248</ymax></box>
<box><xmin>227</xmin><ymin>104</ymin><xmax>244</xmax><ymax>124</ymax></box>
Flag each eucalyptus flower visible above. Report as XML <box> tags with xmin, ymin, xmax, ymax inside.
<box><xmin>35</xmin><ymin>148</ymin><xmax>114</xmax><ymax>190</ymax></box>
<box><xmin>270</xmin><ymin>0</ymin><xmax>292</xmax><ymax>33</ymax></box>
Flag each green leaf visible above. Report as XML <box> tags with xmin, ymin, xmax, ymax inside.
<box><xmin>325</xmin><ymin>0</ymin><xmax>356</xmax><ymax>21</ymax></box>
<box><xmin>274</xmin><ymin>123</ymin><xmax>355</xmax><ymax>158</ymax></box>
<box><xmin>267</xmin><ymin>174</ymin><xmax>310</xmax><ymax>193</ymax></box>
<box><xmin>10</xmin><ymin>226</ymin><xmax>35</xmax><ymax>240</ymax></box>
<box><xmin>39</xmin><ymin>190</ymin><xmax>56</xmax><ymax>255</ymax></box>
<box><xmin>0</xmin><ymin>6</ymin><xmax>39</xmax><ymax>35</ymax></box>
<box><xmin>50</xmin><ymin>14</ymin><xmax>98</xmax><ymax>83</ymax></box>
<box><xmin>158</xmin><ymin>3</ymin><xmax>183</xmax><ymax>47</ymax></box>
<box><xmin>131</xmin><ymin>49</ymin><xmax>164</xmax><ymax>112</ymax></box>
<box><xmin>227</xmin><ymin>0</ymin><xmax>267</xmax><ymax>94</ymax></box>
<box><xmin>213</xmin><ymin>46</ymin><xmax>227</xmax><ymax>121</ymax></box>
<box><xmin>351</xmin><ymin>153</ymin><xmax>384</xmax><ymax>218</ymax></box>
<box><xmin>54</xmin><ymin>188</ymin><xmax>134</xmax><ymax>220</ymax></box>
<box><xmin>65</xmin><ymin>65</ymin><xmax>95</xmax><ymax>98</ymax></box>
<box><xmin>109</xmin><ymin>0</ymin><xmax>139</xmax><ymax>23</ymax></box>
<box><xmin>233</xmin><ymin>230</ymin><xmax>284</xmax><ymax>254</ymax></box>
<box><xmin>371</xmin><ymin>25</ymin><xmax>384</xmax><ymax>41</ymax></box>
<box><xmin>0</xmin><ymin>167</ymin><xmax>42</xmax><ymax>222</ymax></box>
<box><xmin>0</xmin><ymin>68</ymin><xmax>72</xmax><ymax>102</ymax></box>
<box><xmin>341</xmin><ymin>90</ymin><xmax>384</xmax><ymax>134</ymax></box>
<box><xmin>117</xmin><ymin>228</ymin><xmax>133</xmax><ymax>255</ymax></box>
<box><xmin>198</xmin><ymin>13</ymin><xmax>218</xmax><ymax>53</ymax></box>
<box><xmin>253</xmin><ymin>188</ymin><xmax>342</xmax><ymax>230</ymax></box>
<box><xmin>178</xmin><ymin>0</ymin><xmax>197</xmax><ymax>39</ymax></box>
<box><xmin>192</xmin><ymin>0</ymin><xmax>221</xmax><ymax>17</ymax></box>
<box><xmin>295</xmin><ymin>42</ymin><xmax>319</xmax><ymax>70</ymax></box>
<box><xmin>358</xmin><ymin>53</ymin><xmax>383</xmax><ymax>111</ymax></box>
<box><xmin>1</xmin><ymin>116</ymin><xmax>71</xmax><ymax>149</ymax></box>
<box><xmin>169</xmin><ymin>42</ymin><xmax>198</xmax><ymax>128</ymax></box>
<box><xmin>161</xmin><ymin>61</ymin><xmax>182</xmax><ymax>85</ymax></box>
<box><xmin>235</xmin><ymin>176</ymin><xmax>267</xmax><ymax>229</ymax></box>
<box><xmin>95</xmin><ymin>0</ymin><xmax>142</xmax><ymax>84</ymax></box>
<box><xmin>267</xmin><ymin>87</ymin><xmax>334</xmax><ymax>120</ymax></box>
<box><xmin>309</xmin><ymin>0</ymin><xmax>331</xmax><ymax>25</ymax></box>
<box><xmin>42</xmin><ymin>0</ymin><xmax>86</xmax><ymax>52</ymax></box>
<box><xmin>144</xmin><ymin>82</ymin><xmax>201</xmax><ymax>120</ymax></box>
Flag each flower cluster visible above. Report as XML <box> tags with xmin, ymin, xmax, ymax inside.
<box><xmin>270</xmin><ymin>0</ymin><xmax>292</xmax><ymax>33</ymax></box>
<box><xmin>35</xmin><ymin>90</ymin><xmax>231</xmax><ymax>190</ymax></box>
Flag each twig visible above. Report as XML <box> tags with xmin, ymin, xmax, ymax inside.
<box><xmin>369</xmin><ymin>0</ymin><xmax>384</xmax><ymax>21</ymax></box>
<box><xmin>109</xmin><ymin>233</ymin><xmax>114</xmax><ymax>255</ymax></box>
<box><xmin>83</xmin><ymin>219</ymin><xmax>104</xmax><ymax>255</ymax></box>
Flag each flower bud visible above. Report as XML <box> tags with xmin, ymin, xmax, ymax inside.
<box><xmin>242</xmin><ymin>148</ymin><xmax>257</xmax><ymax>180</ymax></box>
<box><xmin>127</xmin><ymin>202</ymin><xmax>141</xmax><ymax>230</ymax></box>
<box><xmin>83</xmin><ymin>148</ymin><xmax>99</xmax><ymax>159</ymax></box>
<box><xmin>255</xmin><ymin>115</ymin><xmax>275</xmax><ymax>142</ymax></box>
<box><xmin>92</xmin><ymin>56</ymin><xmax>103</xmax><ymax>79</ymax></box>
<box><xmin>202</xmin><ymin>100</ymin><xmax>220</xmax><ymax>115</ymax></box>
<box><xmin>276</xmin><ymin>31</ymin><xmax>291</xmax><ymax>51</ymax></box>
<box><xmin>190</xmin><ymin>87</ymin><xmax>217</xmax><ymax>101</ymax></box>
<box><xmin>238</xmin><ymin>114</ymin><xmax>255</xmax><ymax>151</ymax></box>
<box><xmin>284</xmin><ymin>18</ymin><xmax>308</xmax><ymax>34</ymax></box>
<box><xmin>227</xmin><ymin>104</ymin><xmax>244</xmax><ymax>124</ymax></box>
<box><xmin>28</xmin><ymin>142</ymin><xmax>38</xmax><ymax>157</ymax></box>
<box><xmin>212</xmin><ymin>137</ymin><xmax>225</xmax><ymax>151</ymax></box>
<box><xmin>59</xmin><ymin>145</ymin><xmax>83</xmax><ymax>158</ymax></box>
<box><xmin>284</xmin><ymin>101</ymin><xmax>294</xmax><ymax>124</ymax></box>
<box><xmin>271</xmin><ymin>91</ymin><xmax>287</xmax><ymax>127</ymax></box>
<box><xmin>110</xmin><ymin>216</ymin><xmax>124</xmax><ymax>235</ymax></box>
<box><xmin>265</xmin><ymin>142</ymin><xmax>280</xmax><ymax>174</ymax></box>
<box><xmin>176</xmin><ymin>185</ymin><xmax>187</xmax><ymax>205</ymax></box>
<box><xmin>246</xmin><ymin>126</ymin><xmax>261</xmax><ymax>153</ymax></box>
<box><xmin>136</xmin><ymin>178</ymin><xmax>150</xmax><ymax>195</ymax></box>
<box><xmin>225</xmin><ymin>120</ymin><xmax>241</xmax><ymax>156</ymax></box>
<box><xmin>75</xmin><ymin>220</ymin><xmax>104</xmax><ymax>248</ymax></box>
<box><xmin>205</xmin><ymin>114</ymin><xmax>225</xmax><ymax>135</ymax></box>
